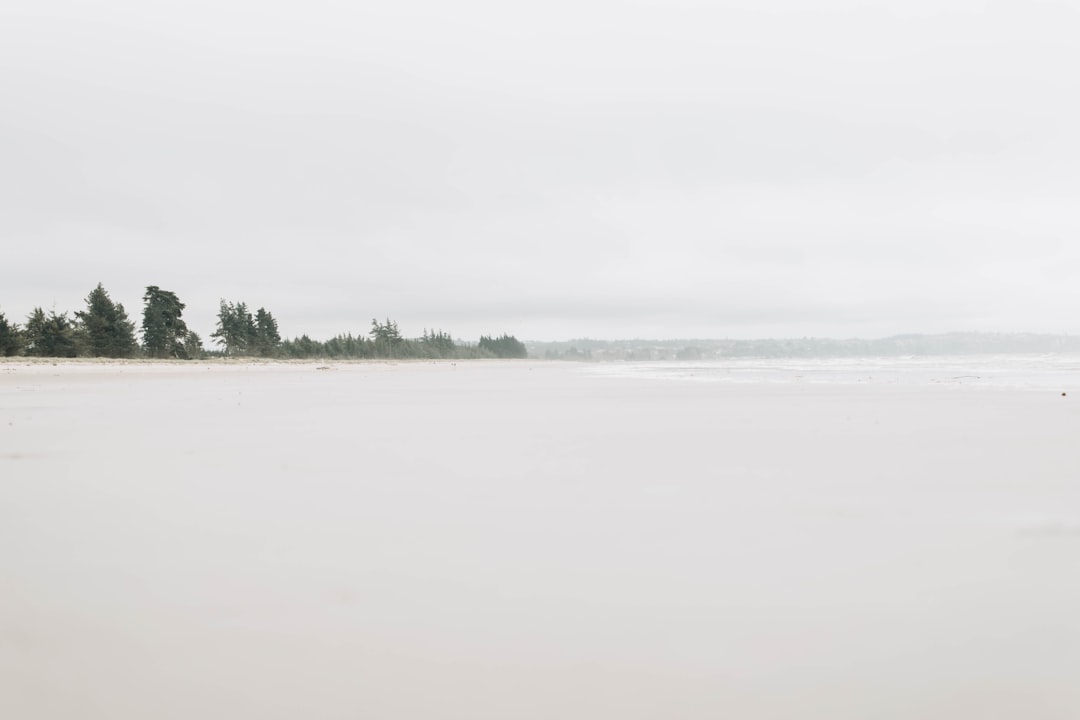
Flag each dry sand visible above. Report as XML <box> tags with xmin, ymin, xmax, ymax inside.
<box><xmin>2</xmin><ymin>359</ymin><xmax>1079</xmax><ymax>719</ymax></box>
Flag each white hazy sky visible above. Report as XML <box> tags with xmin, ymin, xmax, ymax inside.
<box><xmin>2</xmin><ymin>0</ymin><xmax>1078</xmax><ymax>341</ymax></box>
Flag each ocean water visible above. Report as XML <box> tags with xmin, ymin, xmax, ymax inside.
<box><xmin>586</xmin><ymin>353</ymin><xmax>1080</xmax><ymax>389</ymax></box>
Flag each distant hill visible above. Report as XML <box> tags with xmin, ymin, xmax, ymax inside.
<box><xmin>527</xmin><ymin>333</ymin><xmax>1080</xmax><ymax>361</ymax></box>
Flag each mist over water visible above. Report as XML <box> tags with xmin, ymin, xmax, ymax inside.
<box><xmin>589</xmin><ymin>353</ymin><xmax>1080</xmax><ymax>389</ymax></box>
<box><xmin>2</xmin><ymin>360</ymin><xmax>1079</xmax><ymax>718</ymax></box>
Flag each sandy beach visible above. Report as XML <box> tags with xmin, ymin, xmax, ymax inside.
<box><xmin>2</xmin><ymin>359</ymin><xmax>1079</xmax><ymax>719</ymax></box>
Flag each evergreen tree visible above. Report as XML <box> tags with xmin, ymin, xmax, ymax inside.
<box><xmin>42</xmin><ymin>311</ymin><xmax>79</xmax><ymax>357</ymax></box>
<box><xmin>184</xmin><ymin>331</ymin><xmax>205</xmax><ymax>359</ymax></box>
<box><xmin>75</xmin><ymin>283</ymin><xmax>137</xmax><ymax>358</ymax></box>
<box><xmin>282</xmin><ymin>334</ymin><xmax>320</xmax><ymax>358</ymax></box>
<box><xmin>235</xmin><ymin>302</ymin><xmax>256</xmax><ymax>351</ymax></box>
<box><xmin>253</xmin><ymin>308</ymin><xmax>281</xmax><ymax>357</ymax></box>
<box><xmin>478</xmin><ymin>334</ymin><xmax>528</xmax><ymax>358</ymax></box>
<box><xmin>141</xmin><ymin>286</ymin><xmax>190</xmax><ymax>359</ymax></box>
<box><xmin>421</xmin><ymin>328</ymin><xmax>457</xmax><ymax>358</ymax></box>
<box><xmin>213</xmin><ymin>301</ymin><xmax>279</xmax><ymax>357</ymax></box>
<box><xmin>23</xmin><ymin>308</ymin><xmax>46</xmax><ymax>356</ymax></box>
<box><xmin>370</xmin><ymin>317</ymin><xmax>403</xmax><ymax>357</ymax></box>
<box><xmin>211</xmin><ymin>300</ymin><xmax>246</xmax><ymax>356</ymax></box>
<box><xmin>23</xmin><ymin>308</ymin><xmax>80</xmax><ymax>357</ymax></box>
<box><xmin>0</xmin><ymin>311</ymin><xmax>22</xmax><ymax>356</ymax></box>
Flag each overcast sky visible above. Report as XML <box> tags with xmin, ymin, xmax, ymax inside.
<box><xmin>2</xmin><ymin>0</ymin><xmax>1078</xmax><ymax>341</ymax></box>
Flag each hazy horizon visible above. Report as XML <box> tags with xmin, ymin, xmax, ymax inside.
<box><xmin>8</xmin><ymin>287</ymin><xmax>1080</xmax><ymax>347</ymax></box>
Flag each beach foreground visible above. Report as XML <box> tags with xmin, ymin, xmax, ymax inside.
<box><xmin>2</xmin><ymin>360</ymin><xmax>1079</xmax><ymax>719</ymax></box>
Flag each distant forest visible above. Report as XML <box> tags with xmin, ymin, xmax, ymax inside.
<box><xmin>0</xmin><ymin>283</ymin><xmax>527</xmax><ymax>360</ymax></box>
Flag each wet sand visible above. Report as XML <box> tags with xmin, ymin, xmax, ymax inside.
<box><xmin>2</xmin><ymin>360</ymin><xmax>1079</xmax><ymax>719</ymax></box>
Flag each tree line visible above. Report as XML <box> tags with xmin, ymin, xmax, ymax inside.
<box><xmin>0</xmin><ymin>283</ymin><xmax>527</xmax><ymax>360</ymax></box>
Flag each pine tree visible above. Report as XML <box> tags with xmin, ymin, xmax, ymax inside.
<box><xmin>254</xmin><ymin>307</ymin><xmax>281</xmax><ymax>357</ymax></box>
<box><xmin>235</xmin><ymin>302</ymin><xmax>256</xmax><ymax>352</ymax></box>
<box><xmin>184</xmin><ymin>331</ymin><xmax>205</xmax><ymax>359</ymax></box>
<box><xmin>212</xmin><ymin>300</ymin><xmax>243</xmax><ymax>356</ymax></box>
<box><xmin>213</xmin><ymin>301</ymin><xmax>279</xmax><ymax>357</ymax></box>
<box><xmin>141</xmin><ymin>286</ymin><xmax>190</xmax><ymax>359</ymax></box>
<box><xmin>0</xmin><ymin>311</ymin><xmax>22</xmax><ymax>356</ymax></box>
<box><xmin>420</xmin><ymin>328</ymin><xmax>456</xmax><ymax>358</ymax></box>
<box><xmin>370</xmin><ymin>317</ymin><xmax>403</xmax><ymax>357</ymax></box>
<box><xmin>478</xmin><ymin>334</ymin><xmax>527</xmax><ymax>359</ymax></box>
<box><xmin>76</xmin><ymin>283</ymin><xmax>137</xmax><ymax>358</ymax></box>
<box><xmin>23</xmin><ymin>308</ymin><xmax>80</xmax><ymax>357</ymax></box>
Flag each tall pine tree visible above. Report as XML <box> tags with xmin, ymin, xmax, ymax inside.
<box><xmin>254</xmin><ymin>308</ymin><xmax>281</xmax><ymax>357</ymax></box>
<box><xmin>142</xmin><ymin>286</ymin><xmax>190</xmax><ymax>359</ymax></box>
<box><xmin>76</xmin><ymin>283</ymin><xmax>137</xmax><ymax>358</ymax></box>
